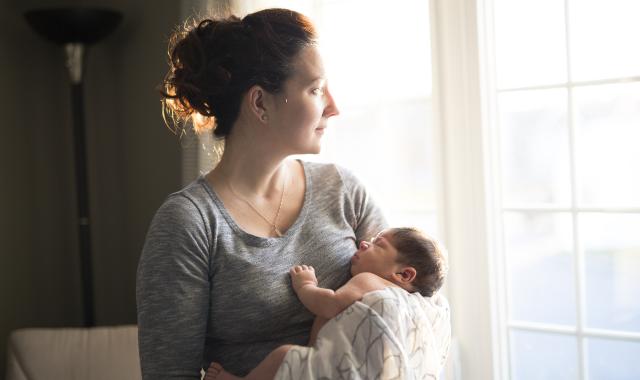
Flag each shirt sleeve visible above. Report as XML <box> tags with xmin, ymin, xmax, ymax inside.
<box><xmin>336</xmin><ymin>165</ymin><xmax>389</xmax><ymax>243</ymax></box>
<box><xmin>136</xmin><ymin>194</ymin><xmax>211</xmax><ymax>379</ymax></box>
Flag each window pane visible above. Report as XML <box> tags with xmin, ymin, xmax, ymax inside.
<box><xmin>499</xmin><ymin>89</ymin><xmax>571</xmax><ymax>206</ymax></box>
<box><xmin>569</xmin><ymin>0</ymin><xmax>640</xmax><ymax>81</ymax></box>
<box><xmin>510</xmin><ymin>329</ymin><xmax>578</xmax><ymax>380</ymax></box>
<box><xmin>587</xmin><ymin>338</ymin><xmax>640</xmax><ymax>380</ymax></box>
<box><xmin>581</xmin><ymin>213</ymin><xmax>640</xmax><ymax>332</ymax></box>
<box><xmin>389</xmin><ymin>210</ymin><xmax>439</xmax><ymax>239</ymax></box>
<box><xmin>504</xmin><ymin>212</ymin><xmax>575</xmax><ymax>325</ymax></box>
<box><xmin>320</xmin><ymin>0</ymin><xmax>432</xmax><ymax>107</ymax></box>
<box><xmin>574</xmin><ymin>82</ymin><xmax>640</xmax><ymax>207</ymax></box>
<box><xmin>493</xmin><ymin>0</ymin><xmax>567</xmax><ymax>88</ymax></box>
<box><xmin>318</xmin><ymin>99</ymin><xmax>436</xmax><ymax>216</ymax></box>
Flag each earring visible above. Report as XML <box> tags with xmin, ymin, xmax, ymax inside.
<box><xmin>261</xmin><ymin>114</ymin><xmax>268</xmax><ymax>121</ymax></box>
<box><xmin>285</xmin><ymin>98</ymin><xmax>288</xmax><ymax>104</ymax></box>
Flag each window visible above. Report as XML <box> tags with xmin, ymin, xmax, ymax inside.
<box><xmin>308</xmin><ymin>0</ymin><xmax>439</xmax><ymax>236</ymax></box>
<box><xmin>488</xmin><ymin>0</ymin><xmax>640</xmax><ymax>378</ymax></box>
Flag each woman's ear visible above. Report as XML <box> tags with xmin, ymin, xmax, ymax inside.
<box><xmin>247</xmin><ymin>85</ymin><xmax>272</xmax><ymax>124</ymax></box>
<box><xmin>395</xmin><ymin>267</ymin><xmax>417</xmax><ymax>285</ymax></box>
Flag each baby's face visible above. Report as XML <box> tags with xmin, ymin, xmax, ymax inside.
<box><xmin>350</xmin><ymin>229</ymin><xmax>400</xmax><ymax>278</ymax></box>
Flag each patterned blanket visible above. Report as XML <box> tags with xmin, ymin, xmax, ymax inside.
<box><xmin>274</xmin><ymin>287</ymin><xmax>451</xmax><ymax>380</ymax></box>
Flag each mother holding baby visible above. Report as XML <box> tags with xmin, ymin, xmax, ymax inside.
<box><xmin>136</xmin><ymin>8</ymin><xmax>388</xmax><ymax>379</ymax></box>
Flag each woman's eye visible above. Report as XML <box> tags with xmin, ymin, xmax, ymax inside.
<box><xmin>312</xmin><ymin>88</ymin><xmax>324</xmax><ymax>96</ymax></box>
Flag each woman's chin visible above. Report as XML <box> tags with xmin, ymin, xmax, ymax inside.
<box><xmin>307</xmin><ymin>143</ymin><xmax>322</xmax><ymax>154</ymax></box>
<box><xmin>293</xmin><ymin>143</ymin><xmax>321</xmax><ymax>155</ymax></box>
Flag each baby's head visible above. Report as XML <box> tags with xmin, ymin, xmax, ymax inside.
<box><xmin>351</xmin><ymin>227</ymin><xmax>448</xmax><ymax>297</ymax></box>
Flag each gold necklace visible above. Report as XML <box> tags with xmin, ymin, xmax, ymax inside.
<box><xmin>227</xmin><ymin>168</ymin><xmax>287</xmax><ymax>237</ymax></box>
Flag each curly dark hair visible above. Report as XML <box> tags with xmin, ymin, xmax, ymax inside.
<box><xmin>160</xmin><ymin>8</ymin><xmax>317</xmax><ymax>137</ymax></box>
<box><xmin>390</xmin><ymin>228</ymin><xmax>448</xmax><ymax>297</ymax></box>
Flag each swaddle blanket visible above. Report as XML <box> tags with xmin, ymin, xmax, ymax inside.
<box><xmin>274</xmin><ymin>287</ymin><xmax>451</xmax><ymax>380</ymax></box>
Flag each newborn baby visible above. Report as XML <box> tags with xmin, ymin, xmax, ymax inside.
<box><xmin>206</xmin><ymin>227</ymin><xmax>450</xmax><ymax>380</ymax></box>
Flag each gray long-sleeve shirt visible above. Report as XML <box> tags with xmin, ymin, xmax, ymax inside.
<box><xmin>136</xmin><ymin>161</ymin><xmax>387</xmax><ymax>379</ymax></box>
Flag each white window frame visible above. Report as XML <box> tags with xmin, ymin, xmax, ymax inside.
<box><xmin>439</xmin><ymin>0</ymin><xmax>640</xmax><ymax>378</ymax></box>
<box><xmin>478</xmin><ymin>0</ymin><xmax>640</xmax><ymax>379</ymax></box>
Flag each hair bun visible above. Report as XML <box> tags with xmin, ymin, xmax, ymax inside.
<box><xmin>161</xmin><ymin>17</ymin><xmax>247</xmax><ymax>133</ymax></box>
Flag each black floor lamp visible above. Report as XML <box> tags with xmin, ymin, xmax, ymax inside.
<box><xmin>24</xmin><ymin>8</ymin><xmax>122</xmax><ymax>327</ymax></box>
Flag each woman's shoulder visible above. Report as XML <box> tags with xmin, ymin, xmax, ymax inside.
<box><xmin>151</xmin><ymin>175</ymin><xmax>216</xmax><ymax>228</ymax></box>
<box><xmin>142</xmin><ymin>178</ymin><xmax>214</xmax><ymax>258</ymax></box>
<box><xmin>301</xmin><ymin>159</ymin><xmax>338</xmax><ymax>176</ymax></box>
<box><xmin>300</xmin><ymin>160</ymin><xmax>362</xmax><ymax>189</ymax></box>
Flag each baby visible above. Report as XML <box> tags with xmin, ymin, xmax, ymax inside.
<box><xmin>205</xmin><ymin>227</ymin><xmax>448</xmax><ymax>380</ymax></box>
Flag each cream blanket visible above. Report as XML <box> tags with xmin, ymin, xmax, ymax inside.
<box><xmin>274</xmin><ymin>287</ymin><xmax>451</xmax><ymax>380</ymax></box>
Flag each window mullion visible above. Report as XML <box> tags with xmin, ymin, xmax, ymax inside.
<box><xmin>564</xmin><ymin>0</ymin><xmax>587</xmax><ymax>378</ymax></box>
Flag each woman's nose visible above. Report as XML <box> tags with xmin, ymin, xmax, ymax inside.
<box><xmin>358</xmin><ymin>240</ymin><xmax>369</xmax><ymax>250</ymax></box>
<box><xmin>323</xmin><ymin>88</ymin><xmax>340</xmax><ymax>118</ymax></box>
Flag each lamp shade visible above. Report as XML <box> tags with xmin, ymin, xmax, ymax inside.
<box><xmin>24</xmin><ymin>8</ymin><xmax>122</xmax><ymax>45</ymax></box>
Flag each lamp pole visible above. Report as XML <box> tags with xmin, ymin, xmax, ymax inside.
<box><xmin>24</xmin><ymin>8</ymin><xmax>122</xmax><ymax>327</ymax></box>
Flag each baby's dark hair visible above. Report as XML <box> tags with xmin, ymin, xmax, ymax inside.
<box><xmin>389</xmin><ymin>227</ymin><xmax>448</xmax><ymax>297</ymax></box>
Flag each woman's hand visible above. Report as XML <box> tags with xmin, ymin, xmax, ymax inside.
<box><xmin>290</xmin><ymin>265</ymin><xmax>318</xmax><ymax>293</ymax></box>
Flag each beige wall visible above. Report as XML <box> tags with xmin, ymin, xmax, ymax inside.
<box><xmin>0</xmin><ymin>0</ymin><xmax>183</xmax><ymax>376</ymax></box>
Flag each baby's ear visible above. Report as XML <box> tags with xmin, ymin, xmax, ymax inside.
<box><xmin>396</xmin><ymin>267</ymin><xmax>417</xmax><ymax>284</ymax></box>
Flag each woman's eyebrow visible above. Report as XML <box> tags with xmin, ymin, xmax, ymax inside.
<box><xmin>306</xmin><ymin>76</ymin><xmax>326</xmax><ymax>85</ymax></box>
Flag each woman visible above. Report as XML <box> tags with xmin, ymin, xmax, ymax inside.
<box><xmin>136</xmin><ymin>8</ymin><xmax>387</xmax><ymax>379</ymax></box>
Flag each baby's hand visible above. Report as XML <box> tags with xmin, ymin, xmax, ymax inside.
<box><xmin>290</xmin><ymin>265</ymin><xmax>318</xmax><ymax>293</ymax></box>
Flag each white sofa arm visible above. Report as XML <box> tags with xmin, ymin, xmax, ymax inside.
<box><xmin>5</xmin><ymin>325</ymin><xmax>141</xmax><ymax>380</ymax></box>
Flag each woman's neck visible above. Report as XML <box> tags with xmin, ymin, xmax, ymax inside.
<box><xmin>210</xmin><ymin>133</ymin><xmax>289</xmax><ymax>198</ymax></box>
